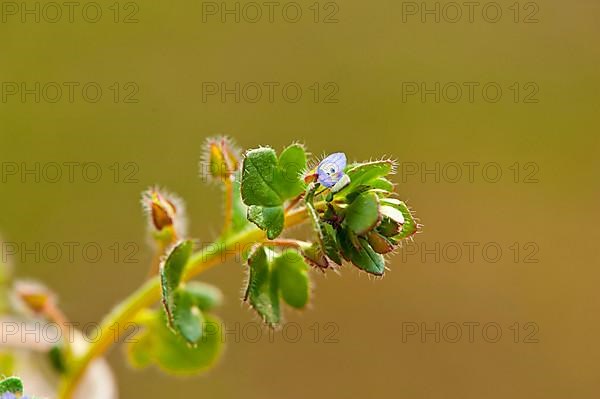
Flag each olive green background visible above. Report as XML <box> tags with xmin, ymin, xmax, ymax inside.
<box><xmin>1</xmin><ymin>0</ymin><xmax>599</xmax><ymax>398</ymax></box>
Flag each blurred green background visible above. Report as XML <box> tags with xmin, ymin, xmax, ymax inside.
<box><xmin>1</xmin><ymin>0</ymin><xmax>599</xmax><ymax>397</ymax></box>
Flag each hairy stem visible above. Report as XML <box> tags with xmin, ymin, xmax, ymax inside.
<box><xmin>58</xmin><ymin>207</ymin><xmax>308</xmax><ymax>399</ymax></box>
<box><xmin>222</xmin><ymin>178</ymin><xmax>234</xmax><ymax>233</ymax></box>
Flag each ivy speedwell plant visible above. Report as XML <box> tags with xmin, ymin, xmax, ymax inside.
<box><xmin>1</xmin><ymin>137</ymin><xmax>419</xmax><ymax>398</ymax></box>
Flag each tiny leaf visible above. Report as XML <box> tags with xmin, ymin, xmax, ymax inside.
<box><xmin>241</xmin><ymin>147</ymin><xmax>282</xmax><ymax>207</ymax></box>
<box><xmin>49</xmin><ymin>345</ymin><xmax>68</xmax><ymax>373</ymax></box>
<box><xmin>380</xmin><ymin>205</ymin><xmax>405</xmax><ymax>224</ymax></box>
<box><xmin>172</xmin><ymin>288</ymin><xmax>205</xmax><ymax>345</ymax></box>
<box><xmin>395</xmin><ymin>201</ymin><xmax>418</xmax><ymax>239</ymax></box>
<box><xmin>275</xmin><ymin>143</ymin><xmax>307</xmax><ymax>199</ymax></box>
<box><xmin>304</xmin><ymin>184</ymin><xmax>342</xmax><ymax>266</ymax></box>
<box><xmin>320</xmin><ymin>222</ymin><xmax>342</xmax><ymax>265</ymax></box>
<box><xmin>244</xmin><ymin>246</ymin><xmax>280</xmax><ymax>325</ymax></box>
<box><xmin>301</xmin><ymin>242</ymin><xmax>329</xmax><ymax>269</ymax></box>
<box><xmin>274</xmin><ymin>250</ymin><xmax>310</xmax><ymax>309</ymax></box>
<box><xmin>370</xmin><ymin>177</ymin><xmax>394</xmax><ymax>191</ymax></box>
<box><xmin>0</xmin><ymin>376</ymin><xmax>23</xmax><ymax>395</ymax></box>
<box><xmin>160</xmin><ymin>240</ymin><xmax>193</xmax><ymax>325</ymax></box>
<box><xmin>184</xmin><ymin>281</ymin><xmax>223</xmax><ymax>311</ymax></box>
<box><xmin>247</xmin><ymin>205</ymin><xmax>285</xmax><ymax>239</ymax></box>
<box><xmin>344</xmin><ymin>192</ymin><xmax>380</xmax><ymax>235</ymax></box>
<box><xmin>230</xmin><ymin>171</ymin><xmax>250</xmax><ymax>234</ymax></box>
<box><xmin>338</xmin><ymin>228</ymin><xmax>386</xmax><ymax>275</ymax></box>
<box><xmin>241</xmin><ymin>145</ymin><xmax>307</xmax><ymax>208</ymax></box>
<box><xmin>127</xmin><ymin>310</ymin><xmax>223</xmax><ymax>375</ymax></box>
<box><xmin>367</xmin><ymin>231</ymin><xmax>395</xmax><ymax>254</ymax></box>
<box><xmin>337</xmin><ymin>160</ymin><xmax>394</xmax><ymax>195</ymax></box>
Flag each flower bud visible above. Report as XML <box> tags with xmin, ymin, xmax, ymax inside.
<box><xmin>142</xmin><ymin>188</ymin><xmax>187</xmax><ymax>239</ymax></box>
<box><xmin>13</xmin><ymin>280</ymin><xmax>54</xmax><ymax>315</ymax></box>
<box><xmin>201</xmin><ymin>136</ymin><xmax>241</xmax><ymax>182</ymax></box>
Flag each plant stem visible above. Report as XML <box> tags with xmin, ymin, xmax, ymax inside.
<box><xmin>222</xmin><ymin>178</ymin><xmax>234</xmax><ymax>233</ymax></box>
<box><xmin>58</xmin><ymin>207</ymin><xmax>308</xmax><ymax>399</ymax></box>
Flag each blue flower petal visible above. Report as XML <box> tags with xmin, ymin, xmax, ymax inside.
<box><xmin>317</xmin><ymin>153</ymin><xmax>347</xmax><ymax>188</ymax></box>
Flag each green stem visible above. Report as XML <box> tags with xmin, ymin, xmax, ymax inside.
<box><xmin>58</xmin><ymin>207</ymin><xmax>308</xmax><ymax>399</ymax></box>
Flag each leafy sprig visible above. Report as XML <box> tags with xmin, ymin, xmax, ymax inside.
<box><xmin>0</xmin><ymin>137</ymin><xmax>419</xmax><ymax>398</ymax></box>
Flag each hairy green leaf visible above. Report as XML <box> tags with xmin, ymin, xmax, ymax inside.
<box><xmin>241</xmin><ymin>147</ymin><xmax>281</xmax><ymax>206</ymax></box>
<box><xmin>127</xmin><ymin>310</ymin><xmax>223</xmax><ymax>375</ymax></box>
<box><xmin>0</xmin><ymin>376</ymin><xmax>23</xmax><ymax>395</ymax></box>
<box><xmin>244</xmin><ymin>246</ymin><xmax>280</xmax><ymax>325</ymax></box>
<box><xmin>344</xmin><ymin>192</ymin><xmax>380</xmax><ymax>235</ymax></box>
<box><xmin>337</xmin><ymin>160</ymin><xmax>394</xmax><ymax>196</ymax></box>
<box><xmin>230</xmin><ymin>171</ymin><xmax>250</xmax><ymax>234</ymax></box>
<box><xmin>276</xmin><ymin>143</ymin><xmax>307</xmax><ymax>199</ymax></box>
<box><xmin>338</xmin><ymin>228</ymin><xmax>386</xmax><ymax>275</ymax></box>
<box><xmin>241</xmin><ymin>145</ymin><xmax>307</xmax><ymax>208</ymax></box>
<box><xmin>160</xmin><ymin>240</ymin><xmax>193</xmax><ymax>326</ymax></box>
<box><xmin>367</xmin><ymin>231</ymin><xmax>395</xmax><ymax>254</ymax></box>
<box><xmin>170</xmin><ymin>282</ymin><xmax>222</xmax><ymax>344</ymax></box>
<box><xmin>172</xmin><ymin>288</ymin><xmax>205</xmax><ymax>345</ymax></box>
<box><xmin>370</xmin><ymin>177</ymin><xmax>395</xmax><ymax>191</ymax></box>
<box><xmin>393</xmin><ymin>200</ymin><xmax>418</xmax><ymax>239</ymax></box>
<box><xmin>247</xmin><ymin>205</ymin><xmax>285</xmax><ymax>239</ymax></box>
<box><xmin>301</xmin><ymin>242</ymin><xmax>329</xmax><ymax>269</ymax></box>
<box><xmin>304</xmin><ymin>184</ymin><xmax>342</xmax><ymax>266</ymax></box>
<box><xmin>184</xmin><ymin>281</ymin><xmax>223</xmax><ymax>311</ymax></box>
<box><xmin>320</xmin><ymin>222</ymin><xmax>342</xmax><ymax>265</ymax></box>
<box><xmin>274</xmin><ymin>250</ymin><xmax>310</xmax><ymax>309</ymax></box>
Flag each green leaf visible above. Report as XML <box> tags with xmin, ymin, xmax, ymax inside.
<box><xmin>338</xmin><ymin>228</ymin><xmax>386</xmax><ymax>275</ymax></box>
<box><xmin>48</xmin><ymin>345</ymin><xmax>68</xmax><ymax>373</ymax></box>
<box><xmin>378</xmin><ymin>199</ymin><xmax>418</xmax><ymax>240</ymax></box>
<box><xmin>170</xmin><ymin>282</ymin><xmax>222</xmax><ymax>345</ymax></box>
<box><xmin>370</xmin><ymin>177</ymin><xmax>394</xmax><ymax>191</ymax></box>
<box><xmin>393</xmin><ymin>201</ymin><xmax>418</xmax><ymax>239</ymax></box>
<box><xmin>274</xmin><ymin>250</ymin><xmax>310</xmax><ymax>309</ymax></box>
<box><xmin>127</xmin><ymin>310</ymin><xmax>223</xmax><ymax>376</ymax></box>
<box><xmin>344</xmin><ymin>192</ymin><xmax>380</xmax><ymax>235</ymax></box>
<box><xmin>320</xmin><ymin>222</ymin><xmax>342</xmax><ymax>265</ymax></box>
<box><xmin>241</xmin><ymin>147</ymin><xmax>281</xmax><ymax>206</ymax></box>
<box><xmin>247</xmin><ymin>205</ymin><xmax>285</xmax><ymax>239</ymax></box>
<box><xmin>367</xmin><ymin>231</ymin><xmax>395</xmax><ymax>254</ymax></box>
<box><xmin>241</xmin><ymin>145</ymin><xmax>307</xmax><ymax>208</ymax></box>
<box><xmin>377</xmin><ymin>217</ymin><xmax>400</xmax><ymax>237</ymax></box>
<box><xmin>275</xmin><ymin>143</ymin><xmax>307</xmax><ymax>199</ymax></box>
<box><xmin>160</xmin><ymin>240</ymin><xmax>193</xmax><ymax>325</ymax></box>
<box><xmin>337</xmin><ymin>160</ymin><xmax>394</xmax><ymax>196</ymax></box>
<box><xmin>230</xmin><ymin>171</ymin><xmax>250</xmax><ymax>234</ymax></box>
<box><xmin>184</xmin><ymin>281</ymin><xmax>223</xmax><ymax>311</ymax></box>
<box><xmin>244</xmin><ymin>246</ymin><xmax>280</xmax><ymax>325</ymax></box>
<box><xmin>304</xmin><ymin>184</ymin><xmax>342</xmax><ymax>266</ymax></box>
<box><xmin>172</xmin><ymin>288</ymin><xmax>205</xmax><ymax>345</ymax></box>
<box><xmin>380</xmin><ymin>205</ymin><xmax>405</xmax><ymax>224</ymax></box>
<box><xmin>301</xmin><ymin>242</ymin><xmax>329</xmax><ymax>269</ymax></box>
<box><xmin>0</xmin><ymin>376</ymin><xmax>23</xmax><ymax>395</ymax></box>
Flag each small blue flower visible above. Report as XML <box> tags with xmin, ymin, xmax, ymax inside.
<box><xmin>0</xmin><ymin>393</ymin><xmax>29</xmax><ymax>399</ymax></box>
<box><xmin>317</xmin><ymin>153</ymin><xmax>347</xmax><ymax>188</ymax></box>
